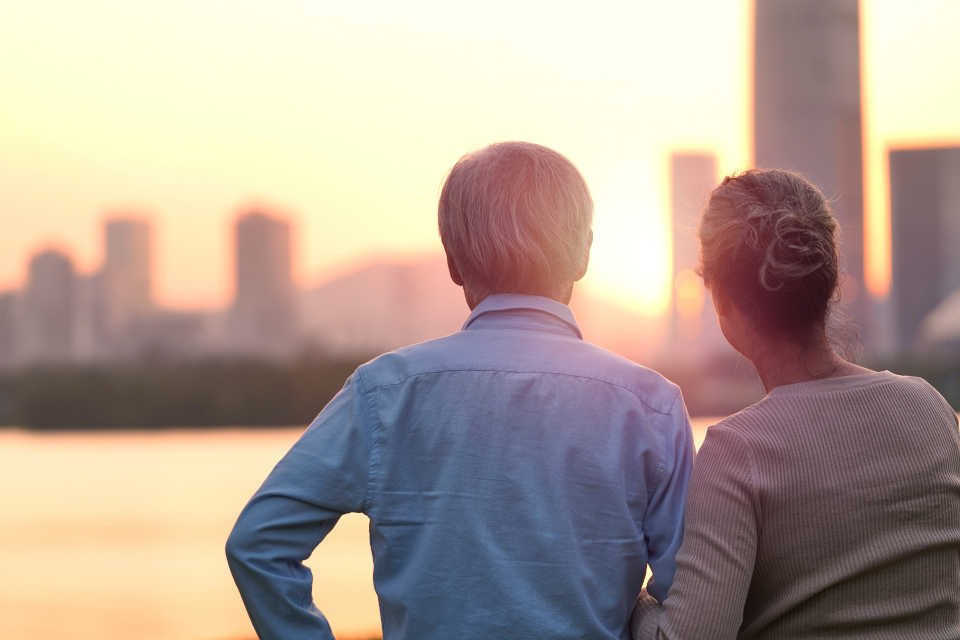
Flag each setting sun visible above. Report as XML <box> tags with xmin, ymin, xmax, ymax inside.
<box><xmin>584</xmin><ymin>191</ymin><xmax>672</xmax><ymax>315</ymax></box>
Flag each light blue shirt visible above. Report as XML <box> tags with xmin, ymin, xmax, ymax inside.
<box><xmin>226</xmin><ymin>294</ymin><xmax>694</xmax><ymax>640</ymax></box>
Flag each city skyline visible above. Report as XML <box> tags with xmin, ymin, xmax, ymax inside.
<box><xmin>0</xmin><ymin>209</ymin><xmax>678</xmax><ymax>368</ymax></box>
<box><xmin>2</xmin><ymin>1</ymin><xmax>960</xmax><ymax>313</ymax></box>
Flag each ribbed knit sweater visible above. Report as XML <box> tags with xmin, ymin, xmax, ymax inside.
<box><xmin>634</xmin><ymin>370</ymin><xmax>960</xmax><ymax>639</ymax></box>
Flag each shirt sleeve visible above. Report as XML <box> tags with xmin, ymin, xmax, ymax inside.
<box><xmin>642</xmin><ymin>391</ymin><xmax>696</xmax><ymax>602</ymax></box>
<box><xmin>656</xmin><ymin>425</ymin><xmax>759</xmax><ymax>640</ymax></box>
<box><xmin>225</xmin><ymin>372</ymin><xmax>372</xmax><ymax>640</ymax></box>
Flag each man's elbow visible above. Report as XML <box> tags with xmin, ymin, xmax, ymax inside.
<box><xmin>225</xmin><ymin>515</ymin><xmax>258</xmax><ymax>570</ymax></box>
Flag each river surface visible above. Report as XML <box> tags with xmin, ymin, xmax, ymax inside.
<box><xmin>0</xmin><ymin>422</ymin><xmax>714</xmax><ymax>639</ymax></box>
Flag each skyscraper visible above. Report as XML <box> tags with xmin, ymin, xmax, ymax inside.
<box><xmin>754</xmin><ymin>0</ymin><xmax>865</xmax><ymax>323</ymax></box>
<box><xmin>889</xmin><ymin>146</ymin><xmax>960</xmax><ymax>352</ymax></box>
<box><xmin>0</xmin><ymin>291</ymin><xmax>16</xmax><ymax>368</ymax></box>
<box><xmin>75</xmin><ymin>272</ymin><xmax>107</xmax><ymax>361</ymax></box>
<box><xmin>102</xmin><ymin>217</ymin><xmax>153</xmax><ymax>332</ymax></box>
<box><xmin>20</xmin><ymin>249</ymin><xmax>77</xmax><ymax>364</ymax></box>
<box><xmin>669</xmin><ymin>152</ymin><xmax>718</xmax><ymax>354</ymax></box>
<box><xmin>232</xmin><ymin>210</ymin><xmax>297</xmax><ymax>355</ymax></box>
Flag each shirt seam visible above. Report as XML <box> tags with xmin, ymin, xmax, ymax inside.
<box><xmin>354</xmin><ymin>366</ymin><xmax>380</xmax><ymax>515</ymax></box>
<box><xmin>648</xmin><ymin>389</ymin><xmax>683</xmax><ymax>501</ymax></box>
<box><xmin>362</xmin><ymin>366</ymin><xmax>676</xmax><ymax>416</ymax></box>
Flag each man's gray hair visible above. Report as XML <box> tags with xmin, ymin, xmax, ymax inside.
<box><xmin>438</xmin><ymin>141</ymin><xmax>593</xmax><ymax>302</ymax></box>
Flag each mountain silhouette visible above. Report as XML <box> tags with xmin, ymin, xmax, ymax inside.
<box><xmin>300</xmin><ymin>254</ymin><xmax>664</xmax><ymax>361</ymax></box>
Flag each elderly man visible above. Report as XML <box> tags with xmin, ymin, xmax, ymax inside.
<box><xmin>226</xmin><ymin>141</ymin><xmax>694</xmax><ymax>639</ymax></box>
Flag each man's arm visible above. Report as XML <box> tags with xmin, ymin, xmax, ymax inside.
<box><xmin>225</xmin><ymin>373</ymin><xmax>371</xmax><ymax>640</ymax></box>
<box><xmin>633</xmin><ymin>426</ymin><xmax>759</xmax><ymax>639</ymax></box>
<box><xmin>642</xmin><ymin>391</ymin><xmax>695</xmax><ymax>603</ymax></box>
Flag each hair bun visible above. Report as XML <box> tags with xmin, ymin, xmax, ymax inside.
<box><xmin>760</xmin><ymin>212</ymin><xmax>832</xmax><ymax>292</ymax></box>
<box><xmin>699</xmin><ymin>168</ymin><xmax>840</xmax><ymax>335</ymax></box>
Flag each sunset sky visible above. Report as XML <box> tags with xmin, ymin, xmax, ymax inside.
<box><xmin>1</xmin><ymin>0</ymin><xmax>958</xmax><ymax>314</ymax></box>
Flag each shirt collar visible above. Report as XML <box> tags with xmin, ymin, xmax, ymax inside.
<box><xmin>461</xmin><ymin>293</ymin><xmax>583</xmax><ymax>339</ymax></box>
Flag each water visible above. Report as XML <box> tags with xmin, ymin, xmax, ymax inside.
<box><xmin>0</xmin><ymin>422</ymin><xmax>713</xmax><ymax>640</ymax></box>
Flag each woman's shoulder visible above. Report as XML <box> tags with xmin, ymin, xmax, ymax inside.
<box><xmin>702</xmin><ymin>394</ymin><xmax>782</xmax><ymax>438</ymax></box>
<box><xmin>888</xmin><ymin>372</ymin><xmax>959</xmax><ymax>428</ymax></box>
<box><xmin>694</xmin><ymin>405</ymin><xmax>771</xmax><ymax>472</ymax></box>
<box><xmin>705</xmin><ymin>369</ymin><xmax>957</xmax><ymax>449</ymax></box>
<box><xmin>782</xmin><ymin>369</ymin><xmax>957</xmax><ymax>425</ymax></box>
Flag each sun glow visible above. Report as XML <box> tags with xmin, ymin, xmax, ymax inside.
<box><xmin>583</xmin><ymin>192</ymin><xmax>671</xmax><ymax>316</ymax></box>
<box><xmin>675</xmin><ymin>268</ymin><xmax>705</xmax><ymax>320</ymax></box>
<box><xmin>0</xmin><ymin>1</ymin><xmax>957</xmax><ymax>313</ymax></box>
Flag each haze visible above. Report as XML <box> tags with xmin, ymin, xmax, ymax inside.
<box><xmin>1</xmin><ymin>0</ymin><xmax>958</xmax><ymax>313</ymax></box>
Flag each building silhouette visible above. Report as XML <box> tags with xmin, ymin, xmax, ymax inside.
<box><xmin>889</xmin><ymin>146</ymin><xmax>960</xmax><ymax>352</ymax></box>
<box><xmin>102</xmin><ymin>217</ymin><xmax>153</xmax><ymax>333</ymax></box>
<box><xmin>231</xmin><ymin>210</ymin><xmax>298</xmax><ymax>355</ymax></box>
<box><xmin>20</xmin><ymin>249</ymin><xmax>77</xmax><ymax>364</ymax></box>
<box><xmin>669</xmin><ymin>152</ymin><xmax>718</xmax><ymax>357</ymax></box>
<box><xmin>74</xmin><ymin>272</ymin><xmax>106</xmax><ymax>361</ymax></box>
<box><xmin>754</xmin><ymin>0</ymin><xmax>865</xmax><ymax>327</ymax></box>
<box><xmin>0</xmin><ymin>291</ymin><xmax>16</xmax><ymax>368</ymax></box>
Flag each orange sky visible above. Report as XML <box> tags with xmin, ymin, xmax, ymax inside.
<box><xmin>1</xmin><ymin>0</ymin><xmax>958</xmax><ymax>314</ymax></box>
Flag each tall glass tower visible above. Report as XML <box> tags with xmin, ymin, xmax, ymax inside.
<box><xmin>754</xmin><ymin>0</ymin><xmax>865</xmax><ymax>329</ymax></box>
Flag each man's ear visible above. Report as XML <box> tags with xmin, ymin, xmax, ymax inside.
<box><xmin>573</xmin><ymin>229</ymin><xmax>593</xmax><ymax>282</ymax></box>
<box><xmin>446</xmin><ymin>253</ymin><xmax>463</xmax><ymax>286</ymax></box>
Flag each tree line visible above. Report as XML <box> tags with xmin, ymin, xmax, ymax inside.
<box><xmin>0</xmin><ymin>354</ymin><xmax>955</xmax><ymax>429</ymax></box>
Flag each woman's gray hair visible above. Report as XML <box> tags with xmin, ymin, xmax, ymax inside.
<box><xmin>699</xmin><ymin>168</ymin><xmax>840</xmax><ymax>337</ymax></box>
<box><xmin>438</xmin><ymin>141</ymin><xmax>593</xmax><ymax>303</ymax></box>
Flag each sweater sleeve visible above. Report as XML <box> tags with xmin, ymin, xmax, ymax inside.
<box><xmin>657</xmin><ymin>425</ymin><xmax>760</xmax><ymax>640</ymax></box>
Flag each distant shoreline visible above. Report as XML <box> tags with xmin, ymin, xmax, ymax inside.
<box><xmin>1</xmin><ymin>355</ymin><xmax>955</xmax><ymax>430</ymax></box>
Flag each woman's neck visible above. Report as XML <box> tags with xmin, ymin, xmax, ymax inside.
<box><xmin>749</xmin><ymin>331</ymin><xmax>869</xmax><ymax>393</ymax></box>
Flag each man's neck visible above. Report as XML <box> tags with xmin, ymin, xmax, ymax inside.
<box><xmin>465</xmin><ymin>283</ymin><xmax>574</xmax><ymax>310</ymax></box>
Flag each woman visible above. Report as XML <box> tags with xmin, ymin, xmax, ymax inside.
<box><xmin>633</xmin><ymin>169</ymin><xmax>960</xmax><ymax>638</ymax></box>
